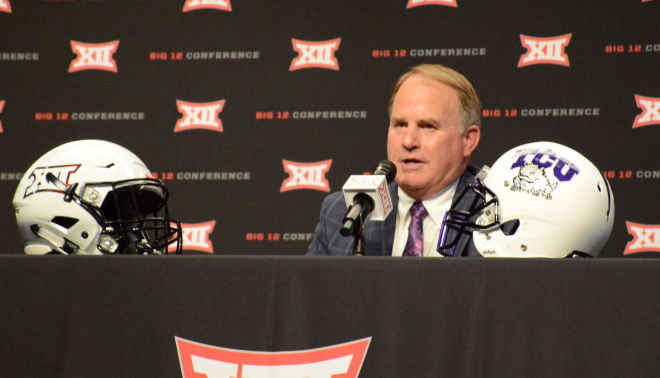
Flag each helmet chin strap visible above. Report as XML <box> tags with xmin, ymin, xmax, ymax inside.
<box><xmin>126</xmin><ymin>240</ymin><xmax>158</xmax><ymax>254</ymax></box>
<box><xmin>122</xmin><ymin>227</ymin><xmax>159</xmax><ymax>254</ymax></box>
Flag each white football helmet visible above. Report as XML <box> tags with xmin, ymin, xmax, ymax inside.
<box><xmin>13</xmin><ymin>140</ymin><xmax>182</xmax><ymax>255</ymax></box>
<box><xmin>439</xmin><ymin>141</ymin><xmax>614</xmax><ymax>258</ymax></box>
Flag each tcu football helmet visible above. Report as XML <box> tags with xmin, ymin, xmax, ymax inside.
<box><xmin>438</xmin><ymin>141</ymin><xmax>614</xmax><ymax>258</ymax></box>
<box><xmin>13</xmin><ymin>140</ymin><xmax>182</xmax><ymax>255</ymax></box>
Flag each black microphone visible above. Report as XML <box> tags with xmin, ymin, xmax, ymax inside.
<box><xmin>340</xmin><ymin>160</ymin><xmax>397</xmax><ymax>237</ymax></box>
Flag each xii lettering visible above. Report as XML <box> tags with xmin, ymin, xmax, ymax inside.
<box><xmin>0</xmin><ymin>0</ymin><xmax>10</xmax><ymax>13</ymax></box>
<box><xmin>624</xmin><ymin>221</ymin><xmax>660</xmax><ymax>255</ymax></box>
<box><xmin>290</xmin><ymin>38</ymin><xmax>341</xmax><ymax>71</ymax></box>
<box><xmin>68</xmin><ymin>40</ymin><xmax>119</xmax><ymax>73</ymax></box>
<box><xmin>191</xmin><ymin>354</ymin><xmax>353</xmax><ymax>378</ymax></box>
<box><xmin>280</xmin><ymin>160</ymin><xmax>332</xmax><ymax>192</ymax></box>
<box><xmin>182</xmin><ymin>0</ymin><xmax>232</xmax><ymax>12</ymax></box>
<box><xmin>169</xmin><ymin>221</ymin><xmax>216</xmax><ymax>253</ymax></box>
<box><xmin>518</xmin><ymin>34</ymin><xmax>571</xmax><ymax>67</ymax></box>
<box><xmin>23</xmin><ymin>165</ymin><xmax>81</xmax><ymax>199</ymax></box>
<box><xmin>174</xmin><ymin>100</ymin><xmax>225</xmax><ymax>132</ymax></box>
<box><xmin>633</xmin><ymin>95</ymin><xmax>660</xmax><ymax>128</ymax></box>
<box><xmin>407</xmin><ymin>0</ymin><xmax>457</xmax><ymax>8</ymax></box>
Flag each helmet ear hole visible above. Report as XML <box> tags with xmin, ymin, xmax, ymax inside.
<box><xmin>51</xmin><ymin>216</ymin><xmax>78</xmax><ymax>229</ymax></box>
<box><xmin>500</xmin><ymin>219</ymin><xmax>520</xmax><ymax>235</ymax></box>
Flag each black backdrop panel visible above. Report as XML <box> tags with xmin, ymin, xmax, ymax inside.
<box><xmin>1</xmin><ymin>1</ymin><xmax>658</xmax><ymax>257</ymax></box>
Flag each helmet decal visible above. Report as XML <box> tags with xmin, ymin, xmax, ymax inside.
<box><xmin>22</xmin><ymin>164</ymin><xmax>81</xmax><ymax>199</ymax></box>
<box><xmin>509</xmin><ymin>147</ymin><xmax>581</xmax><ymax>200</ymax></box>
<box><xmin>511</xmin><ymin>162</ymin><xmax>558</xmax><ymax>200</ymax></box>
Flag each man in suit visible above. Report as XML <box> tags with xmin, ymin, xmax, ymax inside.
<box><xmin>307</xmin><ymin>64</ymin><xmax>482</xmax><ymax>257</ymax></box>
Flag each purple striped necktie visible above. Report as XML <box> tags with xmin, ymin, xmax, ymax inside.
<box><xmin>403</xmin><ymin>201</ymin><xmax>428</xmax><ymax>257</ymax></box>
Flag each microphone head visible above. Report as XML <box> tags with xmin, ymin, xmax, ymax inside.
<box><xmin>373</xmin><ymin>160</ymin><xmax>396</xmax><ymax>183</ymax></box>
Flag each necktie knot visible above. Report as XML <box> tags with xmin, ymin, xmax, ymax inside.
<box><xmin>410</xmin><ymin>201</ymin><xmax>428</xmax><ymax>221</ymax></box>
<box><xmin>403</xmin><ymin>202</ymin><xmax>427</xmax><ymax>257</ymax></box>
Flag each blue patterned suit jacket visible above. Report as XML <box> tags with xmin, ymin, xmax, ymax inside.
<box><xmin>306</xmin><ymin>166</ymin><xmax>481</xmax><ymax>256</ymax></box>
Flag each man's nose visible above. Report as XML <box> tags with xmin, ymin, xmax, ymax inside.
<box><xmin>401</xmin><ymin>127</ymin><xmax>419</xmax><ymax>150</ymax></box>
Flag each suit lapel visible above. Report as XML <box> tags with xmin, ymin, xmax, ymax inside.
<box><xmin>443</xmin><ymin>167</ymin><xmax>479</xmax><ymax>256</ymax></box>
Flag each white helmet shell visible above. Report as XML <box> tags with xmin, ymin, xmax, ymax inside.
<box><xmin>471</xmin><ymin>141</ymin><xmax>614</xmax><ymax>258</ymax></box>
<box><xmin>13</xmin><ymin>139</ymin><xmax>181</xmax><ymax>255</ymax></box>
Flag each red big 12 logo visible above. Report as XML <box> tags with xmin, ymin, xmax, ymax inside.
<box><xmin>290</xmin><ymin>38</ymin><xmax>341</xmax><ymax>71</ymax></box>
<box><xmin>0</xmin><ymin>0</ymin><xmax>11</xmax><ymax>13</ymax></box>
<box><xmin>175</xmin><ymin>336</ymin><xmax>371</xmax><ymax>378</ymax></box>
<box><xmin>624</xmin><ymin>222</ymin><xmax>660</xmax><ymax>255</ymax></box>
<box><xmin>182</xmin><ymin>0</ymin><xmax>232</xmax><ymax>12</ymax></box>
<box><xmin>633</xmin><ymin>95</ymin><xmax>660</xmax><ymax>128</ymax></box>
<box><xmin>281</xmin><ymin>160</ymin><xmax>332</xmax><ymax>192</ymax></box>
<box><xmin>518</xmin><ymin>34</ymin><xmax>572</xmax><ymax>67</ymax></box>
<box><xmin>168</xmin><ymin>221</ymin><xmax>216</xmax><ymax>254</ymax></box>
<box><xmin>406</xmin><ymin>0</ymin><xmax>457</xmax><ymax>8</ymax></box>
<box><xmin>175</xmin><ymin>100</ymin><xmax>226</xmax><ymax>133</ymax></box>
<box><xmin>69</xmin><ymin>40</ymin><xmax>119</xmax><ymax>73</ymax></box>
<box><xmin>0</xmin><ymin>100</ymin><xmax>4</xmax><ymax>133</ymax></box>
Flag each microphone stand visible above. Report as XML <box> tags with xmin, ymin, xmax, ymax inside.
<box><xmin>353</xmin><ymin>232</ymin><xmax>366</xmax><ymax>256</ymax></box>
<box><xmin>341</xmin><ymin>201</ymin><xmax>372</xmax><ymax>256</ymax></box>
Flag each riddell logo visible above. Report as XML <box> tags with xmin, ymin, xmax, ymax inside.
<box><xmin>407</xmin><ymin>0</ymin><xmax>457</xmax><ymax>8</ymax></box>
<box><xmin>518</xmin><ymin>34</ymin><xmax>571</xmax><ymax>67</ymax></box>
<box><xmin>0</xmin><ymin>0</ymin><xmax>11</xmax><ymax>13</ymax></box>
<box><xmin>624</xmin><ymin>221</ymin><xmax>660</xmax><ymax>255</ymax></box>
<box><xmin>633</xmin><ymin>95</ymin><xmax>660</xmax><ymax>128</ymax></box>
<box><xmin>68</xmin><ymin>40</ymin><xmax>119</xmax><ymax>73</ymax></box>
<box><xmin>0</xmin><ymin>100</ymin><xmax>4</xmax><ymax>133</ymax></box>
<box><xmin>281</xmin><ymin>160</ymin><xmax>332</xmax><ymax>192</ymax></box>
<box><xmin>290</xmin><ymin>38</ymin><xmax>341</xmax><ymax>71</ymax></box>
<box><xmin>175</xmin><ymin>336</ymin><xmax>371</xmax><ymax>378</ymax></box>
<box><xmin>169</xmin><ymin>221</ymin><xmax>216</xmax><ymax>253</ymax></box>
<box><xmin>175</xmin><ymin>99</ymin><xmax>225</xmax><ymax>132</ymax></box>
<box><xmin>182</xmin><ymin>0</ymin><xmax>232</xmax><ymax>12</ymax></box>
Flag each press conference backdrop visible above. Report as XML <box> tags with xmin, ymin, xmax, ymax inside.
<box><xmin>0</xmin><ymin>0</ymin><xmax>658</xmax><ymax>257</ymax></box>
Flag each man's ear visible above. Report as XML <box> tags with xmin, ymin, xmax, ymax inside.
<box><xmin>463</xmin><ymin>125</ymin><xmax>480</xmax><ymax>158</ymax></box>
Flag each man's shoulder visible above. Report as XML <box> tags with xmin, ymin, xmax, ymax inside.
<box><xmin>457</xmin><ymin>165</ymin><xmax>479</xmax><ymax>190</ymax></box>
<box><xmin>320</xmin><ymin>190</ymin><xmax>347</xmax><ymax>212</ymax></box>
<box><xmin>463</xmin><ymin>165</ymin><xmax>479</xmax><ymax>179</ymax></box>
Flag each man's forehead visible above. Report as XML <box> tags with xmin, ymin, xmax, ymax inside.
<box><xmin>395</xmin><ymin>76</ymin><xmax>458</xmax><ymax>105</ymax></box>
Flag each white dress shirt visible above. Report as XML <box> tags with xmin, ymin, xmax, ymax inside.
<box><xmin>391</xmin><ymin>179</ymin><xmax>459</xmax><ymax>257</ymax></box>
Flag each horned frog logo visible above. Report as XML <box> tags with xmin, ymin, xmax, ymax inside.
<box><xmin>511</xmin><ymin>162</ymin><xmax>558</xmax><ymax>200</ymax></box>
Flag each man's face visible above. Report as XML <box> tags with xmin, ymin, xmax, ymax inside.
<box><xmin>387</xmin><ymin>75</ymin><xmax>473</xmax><ymax>200</ymax></box>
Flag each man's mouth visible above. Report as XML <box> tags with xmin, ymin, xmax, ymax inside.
<box><xmin>402</xmin><ymin>158</ymin><xmax>422</xmax><ymax>165</ymax></box>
